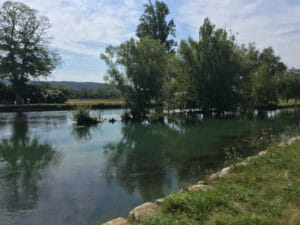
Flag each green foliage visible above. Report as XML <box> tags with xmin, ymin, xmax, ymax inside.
<box><xmin>0</xmin><ymin>82</ymin><xmax>14</xmax><ymax>102</ymax></box>
<box><xmin>101</xmin><ymin>36</ymin><xmax>167</xmax><ymax>119</ymax></box>
<box><xmin>72</xmin><ymin>105</ymin><xmax>98</xmax><ymax>125</ymax></box>
<box><xmin>251</xmin><ymin>48</ymin><xmax>287</xmax><ymax>106</ymax></box>
<box><xmin>252</xmin><ymin>63</ymin><xmax>279</xmax><ymax>106</ymax></box>
<box><xmin>41</xmin><ymin>87</ymin><xmax>68</xmax><ymax>104</ymax></box>
<box><xmin>136</xmin><ymin>0</ymin><xmax>176</xmax><ymax>52</ymax></box>
<box><xmin>22</xmin><ymin>84</ymin><xmax>68</xmax><ymax>104</ymax></box>
<box><xmin>277</xmin><ymin>69</ymin><xmax>300</xmax><ymax>102</ymax></box>
<box><xmin>101</xmin><ymin>1</ymin><xmax>295</xmax><ymax>116</ymax></box>
<box><xmin>163</xmin><ymin>189</ymin><xmax>237</xmax><ymax>222</ymax></box>
<box><xmin>178</xmin><ymin>18</ymin><xmax>242</xmax><ymax>113</ymax></box>
<box><xmin>68</xmin><ymin>88</ymin><xmax>121</xmax><ymax>99</ymax></box>
<box><xmin>0</xmin><ymin>1</ymin><xmax>61</xmax><ymax>103</ymax></box>
<box><xmin>212</xmin><ymin>215</ymin><xmax>274</xmax><ymax>225</ymax></box>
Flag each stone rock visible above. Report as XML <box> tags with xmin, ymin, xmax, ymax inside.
<box><xmin>188</xmin><ymin>184</ymin><xmax>212</xmax><ymax>191</ymax></box>
<box><xmin>236</xmin><ymin>161</ymin><xmax>248</xmax><ymax>167</ymax></box>
<box><xmin>258</xmin><ymin>150</ymin><xmax>267</xmax><ymax>156</ymax></box>
<box><xmin>128</xmin><ymin>202</ymin><xmax>159</xmax><ymax>223</ymax></box>
<box><xmin>219</xmin><ymin>166</ymin><xmax>232</xmax><ymax>176</ymax></box>
<box><xmin>208</xmin><ymin>166</ymin><xmax>232</xmax><ymax>182</ymax></box>
<box><xmin>155</xmin><ymin>198</ymin><xmax>164</xmax><ymax>206</ymax></box>
<box><xmin>102</xmin><ymin>217</ymin><xmax>127</xmax><ymax>225</ymax></box>
<box><xmin>288</xmin><ymin>136</ymin><xmax>300</xmax><ymax>145</ymax></box>
<box><xmin>197</xmin><ymin>180</ymin><xmax>206</xmax><ymax>185</ymax></box>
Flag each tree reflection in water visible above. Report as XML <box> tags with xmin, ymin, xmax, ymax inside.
<box><xmin>102</xmin><ymin>109</ymin><xmax>300</xmax><ymax>202</ymax></box>
<box><xmin>103</xmin><ymin>118</ymin><xmax>227</xmax><ymax>202</ymax></box>
<box><xmin>71</xmin><ymin>124</ymin><xmax>98</xmax><ymax>143</ymax></box>
<box><xmin>0</xmin><ymin>113</ymin><xmax>60</xmax><ymax>212</ymax></box>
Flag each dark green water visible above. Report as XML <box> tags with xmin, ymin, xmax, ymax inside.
<box><xmin>0</xmin><ymin>108</ymin><xmax>299</xmax><ymax>225</ymax></box>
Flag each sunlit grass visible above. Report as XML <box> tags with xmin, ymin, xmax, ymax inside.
<box><xmin>278</xmin><ymin>99</ymin><xmax>299</xmax><ymax>107</ymax></box>
<box><xmin>66</xmin><ymin>99</ymin><xmax>123</xmax><ymax>105</ymax></box>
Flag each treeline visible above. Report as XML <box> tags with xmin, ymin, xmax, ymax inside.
<box><xmin>0</xmin><ymin>83</ymin><xmax>68</xmax><ymax>103</ymax></box>
<box><xmin>68</xmin><ymin>88</ymin><xmax>121</xmax><ymax>99</ymax></box>
<box><xmin>101</xmin><ymin>1</ymin><xmax>300</xmax><ymax>120</ymax></box>
<box><xmin>0</xmin><ymin>83</ymin><xmax>121</xmax><ymax>104</ymax></box>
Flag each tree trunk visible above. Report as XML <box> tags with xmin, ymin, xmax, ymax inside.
<box><xmin>12</xmin><ymin>80</ymin><xmax>25</xmax><ymax>104</ymax></box>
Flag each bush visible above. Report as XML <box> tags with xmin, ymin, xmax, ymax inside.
<box><xmin>72</xmin><ymin>105</ymin><xmax>98</xmax><ymax>125</ymax></box>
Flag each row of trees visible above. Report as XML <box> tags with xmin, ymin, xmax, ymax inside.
<box><xmin>101</xmin><ymin>0</ymin><xmax>300</xmax><ymax>119</ymax></box>
<box><xmin>0</xmin><ymin>83</ymin><xmax>68</xmax><ymax>103</ymax></box>
<box><xmin>0</xmin><ymin>81</ymin><xmax>121</xmax><ymax>103</ymax></box>
<box><xmin>68</xmin><ymin>88</ymin><xmax>120</xmax><ymax>99</ymax></box>
<box><xmin>0</xmin><ymin>1</ymin><xmax>299</xmax><ymax>114</ymax></box>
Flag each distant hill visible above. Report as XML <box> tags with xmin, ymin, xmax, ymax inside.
<box><xmin>1</xmin><ymin>80</ymin><xmax>116</xmax><ymax>91</ymax></box>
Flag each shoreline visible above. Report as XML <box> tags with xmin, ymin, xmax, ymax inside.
<box><xmin>0</xmin><ymin>103</ymin><xmax>123</xmax><ymax>112</ymax></box>
<box><xmin>0</xmin><ymin>103</ymin><xmax>299</xmax><ymax>113</ymax></box>
<box><xmin>101</xmin><ymin>136</ymin><xmax>300</xmax><ymax>225</ymax></box>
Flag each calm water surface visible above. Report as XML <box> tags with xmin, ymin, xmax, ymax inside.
<box><xmin>0</xmin><ymin>108</ymin><xmax>299</xmax><ymax>225</ymax></box>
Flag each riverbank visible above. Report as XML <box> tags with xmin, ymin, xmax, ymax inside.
<box><xmin>0</xmin><ymin>100</ymin><xmax>299</xmax><ymax>113</ymax></box>
<box><xmin>0</xmin><ymin>102</ymin><xmax>123</xmax><ymax>112</ymax></box>
<box><xmin>102</xmin><ymin>136</ymin><xmax>300</xmax><ymax>225</ymax></box>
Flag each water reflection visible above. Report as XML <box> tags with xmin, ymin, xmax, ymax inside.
<box><xmin>0</xmin><ymin>109</ymin><xmax>298</xmax><ymax>225</ymax></box>
<box><xmin>103</xmin><ymin>120</ymin><xmax>229</xmax><ymax>201</ymax></box>
<box><xmin>0</xmin><ymin>113</ymin><xmax>60</xmax><ymax>212</ymax></box>
<box><xmin>103</xmin><ymin>109</ymin><xmax>300</xmax><ymax>202</ymax></box>
<box><xmin>71</xmin><ymin>125</ymin><xmax>98</xmax><ymax>143</ymax></box>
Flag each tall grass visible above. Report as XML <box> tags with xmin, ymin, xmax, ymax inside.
<box><xmin>72</xmin><ymin>105</ymin><xmax>98</xmax><ymax>125</ymax></box>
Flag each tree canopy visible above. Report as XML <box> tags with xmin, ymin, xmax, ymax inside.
<box><xmin>101</xmin><ymin>36</ymin><xmax>167</xmax><ymax>119</ymax></box>
<box><xmin>136</xmin><ymin>0</ymin><xmax>176</xmax><ymax>52</ymax></box>
<box><xmin>178</xmin><ymin>18</ymin><xmax>242</xmax><ymax>113</ymax></box>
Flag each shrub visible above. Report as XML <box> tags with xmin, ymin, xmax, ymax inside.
<box><xmin>72</xmin><ymin>105</ymin><xmax>98</xmax><ymax>125</ymax></box>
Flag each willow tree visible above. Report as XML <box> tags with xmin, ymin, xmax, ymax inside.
<box><xmin>178</xmin><ymin>18</ymin><xmax>242</xmax><ymax>114</ymax></box>
<box><xmin>101</xmin><ymin>37</ymin><xmax>167</xmax><ymax>120</ymax></box>
<box><xmin>0</xmin><ymin>1</ymin><xmax>60</xmax><ymax>103</ymax></box>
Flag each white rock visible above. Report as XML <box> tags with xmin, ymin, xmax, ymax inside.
<box><xmin>188</xmin><ymin>184</ymin><xmax>212</xmax><ymax>191</ymax></box>
<box><xmin>154</xmin><ymin>198</ymin><xmax>164</xmax><ymax>206</ymax></box>
<box><xmin>102</xmin><ymin>217</ymin><xmax>127</xmax><ymax>225</ymax></box>
<box><xmin>128</xmin><ymin>202</ymin><xmax>158</xmax><ymax>222</ymax></box>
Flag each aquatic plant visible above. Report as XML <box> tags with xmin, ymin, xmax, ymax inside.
<box><xmin>72</xmin><ymin>105</ymin><xmax>98</xmax><ymax>125</ymax></box>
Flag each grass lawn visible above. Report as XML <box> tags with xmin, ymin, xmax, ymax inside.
<box><xmin>278</xmin><ymin>99</ymin><xmax>300</xmax><ymax>107</ymax></box>
<box><xmin>66</xmin><ymin>99</ymin><xmax>123</xmax><ymax>105</ymax></box>
<box><xmin>137</xmin><ymin>138</ymin><xmax>300</xmax><ymax>225</ymax></box>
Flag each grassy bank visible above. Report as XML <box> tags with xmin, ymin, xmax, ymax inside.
<box><xmin>278</xmin><ymin>99</ymin><xmax>299</xmax><ymax>107</ymax></box>
<box><xmin>137</xmin><ymin>138</ymin><xmax>300</xmax><ymax>225</ymax></box>
<box><xmin>0</xmin><ymin>98</ymin><xmax>299</xmax><ymax>113</ymax></box>
<box><xmin>66</xmin><ymin>99</ymin><xmax>123</xmax><ymax>105</ymax></box>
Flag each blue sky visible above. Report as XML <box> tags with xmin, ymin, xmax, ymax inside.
<box><xmin>17</xmin><ymin>0</ymin><xmax>300</xmax><ymax>82</ymax></box>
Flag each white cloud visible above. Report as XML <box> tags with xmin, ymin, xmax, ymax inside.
<box><xmin>19</xmin><ymin>0</ymin><xmax>141</xmax><ymax>56</ymax></box>
<box><xmin>7</xmin><ymin>0</ymin><xmax>300</xmax><ymax>81</ymax></box>
<box><xmin>177</xmin><ymin>0</ymin><xmax>300</xmax><ymax>68</ymax></box>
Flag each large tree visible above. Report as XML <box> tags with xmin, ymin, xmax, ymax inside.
<box><xmin>178</xmin><ymin>18</ymin><xmax>242</xmax><ymax>114</ymax></box>
<box><xmin>0</xmin><ymin>1</ymin><xmax>60</xmax><ymax>103</ymax></box>
<box><xmin>136</xmin><ymin>0</ymin><xmax>176</xmax><ymax>52</ymax></box>
<box><xmin>101</xmin><ymin>36</ymin><xmax>167</xmax><ymax>119</ymax></box>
